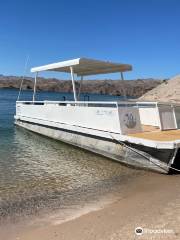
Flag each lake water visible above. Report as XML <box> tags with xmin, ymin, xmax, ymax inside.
<box><xmin>0</xmin><ymin>89</ymin><xmax>142</xmax><ymax>230</ymax></box>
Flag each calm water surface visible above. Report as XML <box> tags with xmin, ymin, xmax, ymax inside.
<box><xmin>0</xmin><ymin>89</ymin><xmax>141</xmax><ymax>226</ymax></box>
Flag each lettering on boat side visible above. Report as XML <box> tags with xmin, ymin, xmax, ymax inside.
<box><xmin>96</xmin><ymin>110</ymin><xmax>113</xmax><ymax>116</ymax></box>
<box><xmin>123</xmin><ymin>112</ymin><xmax>136</xmax><ymax>128</ymax></box>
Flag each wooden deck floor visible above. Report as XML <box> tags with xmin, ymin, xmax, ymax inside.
<box><xmin>129</xmin><ymin>129</ymin><xmax>180</xmax><ymax>141</ymax></box>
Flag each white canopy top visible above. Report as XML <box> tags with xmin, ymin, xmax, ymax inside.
<box><xmin>31</xmin><ymin>58</ymin><xmax>132</xmax><ymax>76</ymax></box>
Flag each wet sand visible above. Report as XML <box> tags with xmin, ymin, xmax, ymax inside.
<box><xmin>4</xmin><ymin>171</ymin><xmax>180</xmax><ymax>240</ymax></box>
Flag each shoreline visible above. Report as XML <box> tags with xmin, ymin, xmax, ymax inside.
<box><xmin>3</xmin><ymin>171</ymin><xmax>180</xmax><ymax>240</ymax></box>
<box><xmin>0</xmin><ymin>77</ymin><xmax>162</xmax><ymax>98</ymax></box>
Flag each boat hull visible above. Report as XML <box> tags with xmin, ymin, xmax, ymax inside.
<box><xmin>15</xmin><ymin>119</ymin><xmax>174</xmax><ymax>174</ymax></box>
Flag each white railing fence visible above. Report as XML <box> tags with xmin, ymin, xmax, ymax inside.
<box><xmin>16</xmin><ymin>100</ymin><xmax>180</xmax><ymax>132</ymax></box>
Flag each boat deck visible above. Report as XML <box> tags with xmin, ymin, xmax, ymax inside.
<box><xmin>129</xmin><ymin>128</ymin><xmax>180</xmax><ymax>141</ymax></box>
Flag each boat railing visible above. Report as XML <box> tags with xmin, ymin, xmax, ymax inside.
<box><xmin>16</xmin><ymin>100</ymin><xmax>118</xmax><ymax>108</ymax></box>
<box><xmin>136</xmin><ymin>101</ymin><xmax>180</xmax><ymax>130</ymax></box>
<box><xmin>16</xmin><ymin>100</ymin><xmax>180</xmax><ymax>109</ymax></box>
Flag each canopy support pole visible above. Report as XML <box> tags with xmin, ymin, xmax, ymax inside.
<box><xmin>78</xmin><ymin>76</ymin><xmax>83</xmax><ymax>100</ymax></box>
<box><xmin>70</xmin><ymin>66</ymin><xmax>77</xmax><ymax>101</ymax></box>
<box><xmin>33</xmin><ymin>72</ymin><xmax>38</xmax><ymax>102</ymax></box>
<box><xmin>120</xmin><ymin>72</ymin><xmax>127</xmax><ymax>100</ymax></box>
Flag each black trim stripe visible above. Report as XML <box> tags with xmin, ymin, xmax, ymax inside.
<box><xmin>124</xmin><ymin>142</ymin><xmax>175</xmax><ymax>164</ymax></box>
<box><xmin>18</xmin><ymin>115</ymin><xmax>119</xmax><ymax>134</ymax></box>
<box><xmin>16</xmin><ymin>119</ymin><xmax>115</xmax><ymax>143</ymax></box>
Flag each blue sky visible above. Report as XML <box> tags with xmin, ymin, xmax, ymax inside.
<box><xmin>0</xmin><ymin>0</ymin><xmax>179</xmax><ymax>79</ymax></box>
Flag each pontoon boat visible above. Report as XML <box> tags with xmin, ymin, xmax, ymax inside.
<box><xmin>15</xmin><ymin>58</ymin><xmax>180</xmax><ymax>173</ymax></box>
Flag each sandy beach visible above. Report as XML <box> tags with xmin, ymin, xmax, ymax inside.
<box><xmin>2</xmin><ymin>171</ymin><xmax>179</xmax><ymax>240</ymax></box>
<box><xmin>1</xmin><ymin>0</ymin><xmax>180</xmax><ymax>239</ymax></box>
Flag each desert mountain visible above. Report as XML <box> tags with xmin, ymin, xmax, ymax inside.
<box><xmin>139</xmin><ymin>75</ymin><xmax>180</xmax><ymax>103</ymax></box>
<box><xmin>0</xmin><ymin>75</ymin><xmax>162</xmax><ymax>98</ymax></box>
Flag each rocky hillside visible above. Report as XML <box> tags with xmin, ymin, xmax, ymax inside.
<box><xmin>139</xmin><ymin>75</ymin><xmax>180</xmax><ymax>103</ymax></box>
<box><xmin>0</xmin><ymin>75</ymin><xmax>162</xmax><ymax>98</ymax></box>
